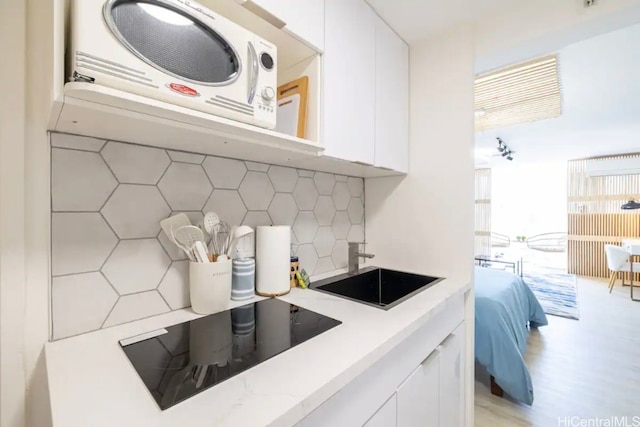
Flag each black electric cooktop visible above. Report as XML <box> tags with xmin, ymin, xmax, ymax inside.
<box><xmin>119</xmin><ymin>298</ymin><xmax>341</xmax><ymax>410</ymax></box>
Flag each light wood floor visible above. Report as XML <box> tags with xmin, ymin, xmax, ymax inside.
<box><xmin>475</xmin><ymin>275</ymin><xmax>640</xmax><ymax>426</ymax></box>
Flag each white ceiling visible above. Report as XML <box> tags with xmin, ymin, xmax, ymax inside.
<box><xmin>475</xmin><ymin>23</ymin><xmax>640</xmax><ymax>167</ymax></box>
<box><xmin>366</xmin><ymin>0</ymin><xmax>640</xmax><ymax>166</ymax></box>
<box><xmin>365</xmin><ymin>0</ymin><xmax>517</xmax><ymax>43</ymax></box>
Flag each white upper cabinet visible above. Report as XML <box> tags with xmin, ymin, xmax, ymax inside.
<box><xmin>323</xmin><ymin>1</ymin><xmax>409</xmax><ymax>172</ymax></box>
<box><xmin>374</xmin><ymin>17</ymin><xmax>409</xmax><ymax>173</ymax></box>
<box><xmin>324</xmin><ymin>0</ymin><xmax>376</xmax><ymax>166</ymax></box>
<box><xmin>245</xmin><ymin>0</ymin><xmax>325</xmax><ymax>52</ymax></box>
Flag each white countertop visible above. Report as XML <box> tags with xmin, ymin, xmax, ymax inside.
<box><xmin>45</xmin><ymin>276</ymin><xmax>470</xmax><ymax>427</ymax></box>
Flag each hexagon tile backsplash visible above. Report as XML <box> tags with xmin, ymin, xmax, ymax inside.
<box><xmin>50</xmin><ymin>133</ymin><xmax>365</xmax><ymax>340</ymax></box>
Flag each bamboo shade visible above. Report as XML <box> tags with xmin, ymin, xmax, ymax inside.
<box><xmin>475</xmin><ymin>168</ymin><xmax>492</xmax><ymax>256</ymax></box>
<box><xmin>567</xmin><ymin>154</ymin><xmax>640</xmax><ymax>278</ymax></box>
<box><xmin>475</xmin><ymin>55</ymin><xmax>561</xmax><ymax>131</ymax></box>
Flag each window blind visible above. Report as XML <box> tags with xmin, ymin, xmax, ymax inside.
<box><xmin>475</xmin><ymin>55</ymin><xmax>562</xmax><ymax>131</ymax></box>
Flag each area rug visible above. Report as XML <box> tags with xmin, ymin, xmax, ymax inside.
<box><xmin>522</xmin><ymin>273</ymin><xmax>580</xmax><ymax>320</ymax></box>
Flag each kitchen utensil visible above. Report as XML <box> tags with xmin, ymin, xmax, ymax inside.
<box><xmin>170</xmin><ymin>228</ymin><xmax>196</xmax><ymax>261</ymax></box>
<box><xmin>226</xmin><ymin>225</ymin><xmax>255</xmax><ymax>257</ymax></box>
<box><xmin>212</xmin><ymin>221</ymin><xmax>231</xmax><ymax>257</ymax></box>
<box><xmin>174</xmin><ymin>225</ymin><xmax>205</xmax><ymax>248</ymax></box>
<box><xmin>228</xmin><ymin>225</ymin><xmax>238</xmax><ymax>250</ymax></box>
<box><xmin>174</xmin><ymin>226</ymin><xmax>205</xmax><ymax>261</ymax></box>
<box><xmin>192</xmin><ymin>241</ymin><xmax>210</xmax><ymax>263</ymax></box>
<box><xmin>173</xmin><ymin>241</ymin><xmax>195</xmax><ymax>262</ymax></box>
<box><xmin>203</xmin><ymin>211</ymin><xmax>219</xmax><ymax>236</ymax></box>
<box><xmin>160</xmin><ymin>213</ymin><xmax>191</xmax><ymax>244</ymax></box>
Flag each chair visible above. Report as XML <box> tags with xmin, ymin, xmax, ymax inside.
<box><xmin>604</xmin><ymin>244</ymin><xmax>640</xmax><ymax>295</ymax></box>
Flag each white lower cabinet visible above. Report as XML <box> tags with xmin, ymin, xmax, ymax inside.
<box><xmin>364</xmin><ymin>394</ymin><xmax>397</xmax><ymax>427</ymax></box>
<box><xmin>395</xmin><ymin>322</ymin><xmax>465</xmax><ymax>427</ymax></box>
<box><xmin>439</xmin><ymin>324</ymin><xmax>465</xmax><ymax>427</ymax></box>
<box><xmin>397</xmin><ymin>349</ymin><xmax>440</xmax><ymax>427</ymax></box>
<box><xmin>297</xmin><ymin>294</ymin><xmax>466</xmax><ymax>427</ymax></box>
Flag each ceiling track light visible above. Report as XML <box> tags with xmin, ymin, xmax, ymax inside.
<box><xmin>495</xmin><ymin>137</ymin><xmax>515</xmax><ymax>161</ymax></box>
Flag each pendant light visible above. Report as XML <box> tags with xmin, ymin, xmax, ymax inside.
<box><xmin>621</xmin><ymin>199</ymin><xmax>640</xmax><ymax>210</ymax></box>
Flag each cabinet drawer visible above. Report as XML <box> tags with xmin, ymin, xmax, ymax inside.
<box><xmin>364</xmin><ymin>394</ymin><xmax>397</xmax><ymax>427</ymax></box>
<box><xmin>397</xmin><ymin>349</ymin><xmax>440</xmax><ymax>427</ymax></box>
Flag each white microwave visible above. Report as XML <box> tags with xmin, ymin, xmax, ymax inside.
<box><xmin>68</xmin><ymin>0</ymin><xmax>278</xmax><ymax>129</ymax></box>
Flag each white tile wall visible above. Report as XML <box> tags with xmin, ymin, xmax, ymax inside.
<box><xmin>50</xmin><ymin>133</ymin><xmax>365</xmax><ymax>339</ymax></box>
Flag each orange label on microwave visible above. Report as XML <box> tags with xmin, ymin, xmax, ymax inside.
<box><xmin>168</xmin><ymin>83</ymin><xmax>199</xmax><ymax>97</ymax></box>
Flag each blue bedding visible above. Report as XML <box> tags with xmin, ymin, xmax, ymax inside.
<box><xmin>474</xmin><ymin>266</ymin><xmax>548</xmax><ymax>405</ymax></box>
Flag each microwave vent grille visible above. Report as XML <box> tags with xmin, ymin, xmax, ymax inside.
<box><xmin>75</xmin><ymin>51</ymin><xmax>159</xmax><ymax>89</ymax></box>
<box><xmin>206</xmin><ymin>95</ymin><xmax>254</xmax><ymax>116</ymax></box>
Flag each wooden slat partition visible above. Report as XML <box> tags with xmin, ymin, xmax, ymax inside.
<box><xmin>568</xmin><ymin>214</ymin><xmax>640</xmax><ymax>278</ymax></box>
<box><xmin>475</xmin><ymin>168</ymin><xmax>492</xmax><ymax>256</ymax></box>
<box><xmin>568</xmin><ymin>155</ymin><xmax>640</xmax><ymax>278</ymax></box>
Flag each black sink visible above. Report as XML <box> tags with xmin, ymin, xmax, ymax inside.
<box><xmin>311</xmin><ymin>267</ymin><xmax>444</xmax><ymax>310</ymax></box>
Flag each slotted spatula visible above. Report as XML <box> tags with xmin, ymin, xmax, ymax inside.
<box><xmin>160</xmin><ymin>213</ymin><xmax>191</xmax><ymax>245</ymax></box>
<box><xmin>173</xmin><ymin>226</ymin><xmax>205</xmax><ymax>262</ymax></box>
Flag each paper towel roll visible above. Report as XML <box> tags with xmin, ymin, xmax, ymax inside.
<box><xmin>255</xmin><ymin>226</ymin><xmax>291</xmax><ymax>296</ymax></box>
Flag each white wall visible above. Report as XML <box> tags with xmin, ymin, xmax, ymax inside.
<box><xmin>0</xmin><ymin>1</ymin><xmax>28</xmax><ymax>426</ymax></box>
<box><xmin>365</xmin><ymin>25</ymin><xmax>475</xmax><ymax>424</ymax></box>
<box><xmin>0</xmin><ymin>0</ymin><xmax>55</xmax><ymax>426</ymax></box>
<box><xmin>25</xmin><ymin>0</ymin><xmax>56</xmax><ymax>425</ymax></box>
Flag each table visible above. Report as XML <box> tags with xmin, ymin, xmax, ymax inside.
<box><xmin>621</xmin><ymin>239</ymin><xmax>640</xmax><ymax>301</ymax></box>
<box><xmin>475</xmin><ymin>255</ymin><xmax>523</xmax><ymax>277</ymax></box>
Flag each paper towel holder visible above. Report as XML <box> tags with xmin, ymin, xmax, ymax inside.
<box><xmin>255</xmin><ymin>225</ymin><xmax>291</xmax><ymax>297</ymax></box>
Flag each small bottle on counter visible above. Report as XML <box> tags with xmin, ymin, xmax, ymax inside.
<box><xmin>231</xmin><ymin>249</ymin><xmax>255</xmax><ymax>301</ymax></box>
<box><xmin>290</xmin><ymin>256</ymin><xmax>300</xmax><ymax>288</ymax></box>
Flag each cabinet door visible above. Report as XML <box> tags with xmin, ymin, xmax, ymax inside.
<box><xmin>324</xmin><ymin>0</ymin><xmax>376</xmax><ymax>165</ymax></box>
<box><xmin>397</xmin><ymin>348</ymin><xmax>440</xmax><ymax>427</ymax></box>
<box><xmin>364</xmin><ymin>394</ymin><xmax>397</xmax><ymax>427</ymax></box>
<box><xmin>247</xmin><ymin>0</ymin><xmax>324</xmax><ymax>52</ymax></box>
<box><xmin>439</xmin><ymin>324</ymin><xmax>465</xmax><ymax>427</ymax></box>
<box><xmin>374</xmin><ymin>16</ymin><xmax>409</xmax><ymax>173</ymax></box>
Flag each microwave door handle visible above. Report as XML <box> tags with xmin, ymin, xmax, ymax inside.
<box><xmin>247</xmin><ymin>41</ymin><xmax>258</xmax><ymax>104</ymax></box>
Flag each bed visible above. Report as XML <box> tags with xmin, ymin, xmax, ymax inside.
<box><xmin>474</xmin><ymin>266</ymin><xmax>548</xmax><ymax>405</ymax></box>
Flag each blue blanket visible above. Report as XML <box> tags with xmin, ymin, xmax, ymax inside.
<box><xmin>475</xmin><ymin>266</ymin><xmax>548</xmax><ymax>405</ymax></box>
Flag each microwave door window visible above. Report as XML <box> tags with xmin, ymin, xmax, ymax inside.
<box><xmin>106</xmin><ymin>0</ymin><xmax>240</xmax><ymax>85</ymax></box>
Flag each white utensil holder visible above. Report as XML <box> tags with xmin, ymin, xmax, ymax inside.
<box><xmin>189</xmin><ymin>261</ymin><xmax>232</xmax><ymax>315</ymax></box>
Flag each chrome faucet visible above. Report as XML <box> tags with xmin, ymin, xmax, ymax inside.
<box><xmin>348</xmin><ymin>242</ymin><xmax>375</xmax><ymax>274</ymax></box>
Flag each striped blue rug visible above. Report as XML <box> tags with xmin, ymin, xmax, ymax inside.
<box><xmin>523</xmin><ymin>273</ymin><xmax>579</xmax><ymax>320</ymax></box>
